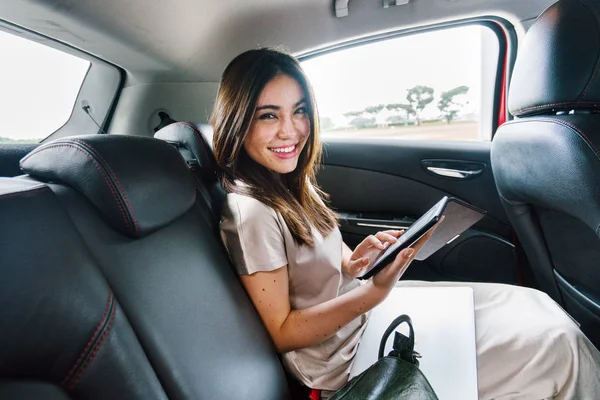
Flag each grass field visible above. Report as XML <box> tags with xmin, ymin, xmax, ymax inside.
<box><xmin>322</xmin><ymin>121</ymin><xmax>483</xmax><ymax>142</ymax></box>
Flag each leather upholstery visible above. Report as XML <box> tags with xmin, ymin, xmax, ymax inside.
<box><xmin>0</xmin><ymin>382</ymin><xmax>72</xmax><ymax>400</ymax></box>
<box><xmin>19</xmin><ymin>135</ymin><xmax>195</xmax><ymax>238</ymax></box>
<box><xmin>55</xmin><ymin>184</ymin><xmax>288</xmax><ymax>399</ymax></box>
<box><xmin>509</xmin><ymin>0</ymin><xmax>600</xmax><ymax>117</ymax></box>
<box><xmin>0</xmin><ymin>143</ymin><xmax>37</xmax><ymax>177</ymax></box>
<box><xmin>0</xmin><ymin>382</ymin><xmax>71</xmax><ymax>400</ymax></box>
<box><xmin>2</xmin><ymin>134</ymin><xmax>290</xmax><ymax>399</ymax></box>
<box><xmin>154</xmin><ymin>122</ymin><xmax>225</xmax><ymax>227</ymax></box>
<box><xmin>0</xmin><ymin>178</ymin><xmax>167</xmax><ymax>399</ymax></box>
<box><xmin>154</xmin><ymin>122</ymin><xmax>218</xmax><ymax>178</ymax></box>
<box><xmin>493</xmin><ymin>0</ymin><xmax>600</xmax><ymax>346</ymax></box>
<box><xmin>494</xmin><ymin>117</ymin><xmax>600</xmax><ymax>225</ymax></box>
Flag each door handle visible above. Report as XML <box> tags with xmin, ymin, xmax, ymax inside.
<box><xmin>426</xmin><ymin>166</ymin><xmax>483</xmax><ymax>179</ymax></box>
<box><xmin>421</xmin><ymin>159</ymin><xmax>486</xmax><ymax>180</ymax></box>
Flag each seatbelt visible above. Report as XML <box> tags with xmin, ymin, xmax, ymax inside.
<box><xmin>82</xmin><ymin>103</ymin><xmax>107</xmax><ymax>134</ymax></box>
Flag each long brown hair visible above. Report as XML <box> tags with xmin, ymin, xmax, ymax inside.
<box><xmin>211</xmin><ymin>48</ymin><xmax>338</xmax><ymax>246</ymax></box>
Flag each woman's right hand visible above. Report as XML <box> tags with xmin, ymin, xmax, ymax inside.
<box><xmin>369</xmin><ymin>218</ymin><xmax>443</xmax><ymax>299</ymax></box>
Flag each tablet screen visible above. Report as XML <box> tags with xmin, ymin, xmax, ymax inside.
<box><xmin>356</xmin><ymin>197</ymin><xmax>486</xmax><ymax>280</ymax></box>
<box><xmin>357</xmin><ymin>197</ymin><xmax>448</xmax><ymax>279</ymax></box>
<box><xmin>372</xmin><ymin>198</ymin><xmax>446</xmax><ymax>265</ymax></box>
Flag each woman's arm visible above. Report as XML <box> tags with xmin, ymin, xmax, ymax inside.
<box><xmin>241</xmin><ymin>223</ymin><xmax>440</xmax><ymax>353</ymax></box>
<box><xmin>240</xmin><ymin>259</ymin><xmax>405</xmax><ymax>353</ymax></box>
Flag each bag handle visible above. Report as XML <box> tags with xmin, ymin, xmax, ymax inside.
<box><xmin>378</xmin><ymin>314</ymin><xmax>416</xmax><ymax>361</ymax></box>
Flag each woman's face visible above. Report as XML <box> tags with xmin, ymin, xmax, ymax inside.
<box><xmin>243</xmin><ymin>74</ymin><xmax>311</xmax><ymax>174</ymax></box>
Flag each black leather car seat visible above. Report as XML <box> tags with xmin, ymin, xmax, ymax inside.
<box><xmin>0</xmin><ymin>177</ymin><xmax>167</xmax><ymax>399</ymax></box>
<box><xmin>155</xmin><ymin>122</ymin><xmax>225</xmax><ymax>229</ymax></box>
<box><xmin>1</xmin><ymin>134</ymin><xmax>289</xmax><ymax>399</ymax></box>
<box><xmin>492</xmin><ymin>0</ymin><xmax>600</xmax><ymax>347</ymax></box>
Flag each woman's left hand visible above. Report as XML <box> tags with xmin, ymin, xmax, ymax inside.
<box><xmin>345</xmin><ymin>230</ymin><xmax>404</xmax><ymax>278</ymax></box>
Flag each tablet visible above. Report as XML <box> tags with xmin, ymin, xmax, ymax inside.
<box><xmin>356</xmin><ymin>197</ymin><xmax>486</xmax><ymax>280</ymax></box>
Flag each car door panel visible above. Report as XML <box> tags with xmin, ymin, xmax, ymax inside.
<box><xmin>317</xmin><ymin>138</ymin><xmax>518</xmax><ymax>284</ymax></box>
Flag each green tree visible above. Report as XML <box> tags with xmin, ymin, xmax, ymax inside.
<box><xmin>386</xmin><ymin>115</ymin><xmax>407</xmax><ymax>125</ymax></box>
<box><xmin>343</xmin><ymin>110</ymin><xmax>363</xmax><ymax>118</ymax></box>
<box><xmin>406</xmin><ymin>85</ymin><xmax>434</xmax><ymax>125</ymax></box>
<box><xmin>319</xmin><ymin>116</ymin><xmax>334</xmax><ymax>130</ymax></box>
<box><xmin>386</xmin><ymin>103</ymin><xmax>415</xmax><ymax>123</ymax></box>
<box><xmin>438</xmin><ymin>85</ymin><xmax>470</xmax><ymax>123</ymax></box>
<box><xmin>349</xmin><ymin>117</ymin><xmax>375</xmax><ymax>129</ymax></box>
<box><xmin>362</xmin><ymin>105</ymin><xmax>385</xmax><ymax>126</ymax></box>
<box><xmin>363</xmin><ymin>104</ymin><xmax>385</xmax><ymax>116</ymax></box>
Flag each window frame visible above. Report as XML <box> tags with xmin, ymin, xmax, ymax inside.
<box><xmin>298</xmin><ymin>16</ymin><xmax>517</xmax><ymax>140</ymax></box>
<box><xmin>0</xmin><ymin>19</ymin><xmax>125</xmax><ymax>143</ymax></box>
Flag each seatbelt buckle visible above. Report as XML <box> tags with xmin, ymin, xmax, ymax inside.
<box><xmin>309</xmin><ymin>388</ymin><xmax>321</xmax><ymax>400</ymax></box>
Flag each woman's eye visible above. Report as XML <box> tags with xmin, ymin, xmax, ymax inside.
<box><xmin>258</xmin><ymin>113</ymin><xmax>277</xmax><ymax>120</ymax></box>
<box><xmin>295</xmin><ymin>107</ymin><xmax>307</xmax><ymax>115</ymax></box>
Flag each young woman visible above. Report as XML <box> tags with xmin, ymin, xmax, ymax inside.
<box><xmin>214</xmin><ymin>48</ymin><xmax>600</xmax><ymax>399</ymax></box>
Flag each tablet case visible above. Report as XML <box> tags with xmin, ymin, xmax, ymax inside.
<box><xmin>414</xmin><ymin>198</ymin><xmax>486</xmax><ymax>261</ymax></box>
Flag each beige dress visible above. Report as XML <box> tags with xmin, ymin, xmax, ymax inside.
<box><xmin>221</xmin><ymin>191</ymin><xmax>600</xmax><ymax>398</ymax></box>
<box><xmin>220</xmin><ymin>192</ymin><xmax>367</xmax><ymax>391</ymax></box>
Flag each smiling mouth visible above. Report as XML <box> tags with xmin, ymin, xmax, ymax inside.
<box><xmin>269</xmin><ymin>145</ymin><xmax>297</xmax><ymax>154</ymax></box>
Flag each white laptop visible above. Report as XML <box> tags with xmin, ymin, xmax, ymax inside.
<box><xmin>349</xmin><ymin>286</ymin><xmax>478</xmax><ymax>400</ymax></box>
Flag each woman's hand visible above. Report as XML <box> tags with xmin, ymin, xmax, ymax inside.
<box><xmin>241</xmin><ymin>218</ymin><xmax>441</xmax><ymax>353</ymax></box>
<box><xmin>369</xmin><ymin>217</ymin><xmax>445</xmax><ymax>299</ymax></box>
<box><xmin>345</xmin><ymin>230</ymin><xmax>404</xmax><ymax>278</ymax></box>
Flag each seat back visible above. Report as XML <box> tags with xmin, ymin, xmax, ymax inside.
<box><xmin>155</xmin><ymin>122</ymin><xmax>225</xmax><ymax>228</ymax></box>
<box><xmin>0</xmin><ymin>178</ymin><xmax>167</xmax><ymax>399</ymax></box>
<box><xmin>7</xmin><ymin>134</ymin><xmax>289</xmax><ymax>399</ymax></box>
<box><xmin>492</xmin><ymin>0</ymin><xmax>600</xmax><ymax>346</ymax></box>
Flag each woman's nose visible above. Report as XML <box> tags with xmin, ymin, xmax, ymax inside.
<box><xmin>277</xmin><ymin>116</ymin><xmax>296</xmax><ymax>138</ymax></box>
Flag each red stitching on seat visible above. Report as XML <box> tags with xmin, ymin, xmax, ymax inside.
<box><xmin>0</xmin><ymin>186</ymin><xmax>49</xmax><ymax>200</ymax></box>
<box><xmin>68</xmin><ymin>299</ymin><xmax>117</xmax><ymax>390</ymax></box>
<box><xmin>502</xmin><ymin>118</ymin><xmax>600</xmax><ymax>164</ymax></box>
<box><xmin>61</xmin><ymin>291</ymin><xmax>113</xmax><ymax>386</ymax></box>
<box><xmin>70</xmin><ymin>139</ymin><xmax>139</xmax><ymax>236</ymax></box>
<box><xmin>20</xmin><ymin>143</ymin><xmax>131</xmax><ymax>230</ymax></box>
<box><xmin>535</xmin><ymin>117</ymin><xmax>600</xmax><ymax>156</ymax></box>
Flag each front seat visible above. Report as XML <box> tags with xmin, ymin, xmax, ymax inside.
<box><xmin>492</xmin><ymin>0</ymin><xmax>600</xmax><ymax>346</ymax></box>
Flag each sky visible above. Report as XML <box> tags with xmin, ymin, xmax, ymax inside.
<box><xmin>301</xmin><ymin>25</ymin><xmax>493</xmax><ymax>127</ymax></box>
<box><xmin>0</xmin><ymin>29</ymin><xmax>89</xmax><ymax>140</ymax></box>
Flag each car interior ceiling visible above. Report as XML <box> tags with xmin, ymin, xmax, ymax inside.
<box><xmin>2</xmin><ymin>0</ymin><xmax>600</xmax><ymax>399</ymax></box>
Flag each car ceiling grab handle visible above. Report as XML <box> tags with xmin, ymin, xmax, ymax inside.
<box><xmin>334</xmin><ymin>0</ymin><xmax>349</xmax><ymax>17</ymax></box>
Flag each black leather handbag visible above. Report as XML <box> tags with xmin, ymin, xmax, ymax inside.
<box><xmin>329</xmin><ymin>315</ymin><xmax>439</xmax><ymax>400</ymax></box>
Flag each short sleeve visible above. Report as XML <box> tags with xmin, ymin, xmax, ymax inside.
<box><xmin>219</xmin><ymin>193</ymin><xmax>288</xmax><ymax>275</ymax></box>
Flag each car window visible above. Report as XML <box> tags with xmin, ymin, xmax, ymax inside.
<box><xmin>0</xmin><ymin>29</ymin><xmax>90</xmax><ymax>144</ymax></box>
<box><xmin>302</xmin><ymin>24</ymin><xmax>500</xmax><ymax>141</ymax></box>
